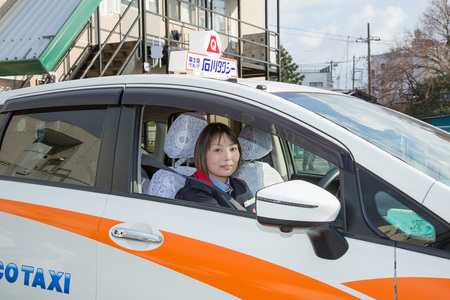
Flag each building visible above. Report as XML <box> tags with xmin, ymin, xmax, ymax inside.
<box><xmin>300</xmin><ymin>65</ymin><xmax>332</xmax><ymax>89</ymax></box>
<box><xmin>0</xmin><ymin>0</ymin><xmax>280</xmax><ymax>90</ymax></box>
<box><xmin>370</xmin><ymin>30</ymin><xmax>436</xmax><ymax>109</ymax></box>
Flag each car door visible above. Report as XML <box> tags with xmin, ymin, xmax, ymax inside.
<box><xmin>0</xmin><ymin>87</ymin><xmax>122</xmax><ymax>299</ymax></box>
<box><xmin>95</xmin><ymin>84</ymin><xmax>401</xmax><ymax>299</ymax></box>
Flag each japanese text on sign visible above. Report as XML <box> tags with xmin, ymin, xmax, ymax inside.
<box><xmin>186</xmin><ymin>52</ymin><xmax>237</xmax><ymax>78</ymax></box>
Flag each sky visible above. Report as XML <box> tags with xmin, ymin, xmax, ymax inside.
<box><xmin>268</xmin><ymin>0</ymin><xmax>431</xmax><ymax>90</ymax></box>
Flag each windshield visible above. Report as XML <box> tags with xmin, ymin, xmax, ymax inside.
<box><xmin>277</xmin><ymin>92</ymin><xmax>450</xmax><ymax>185</ymax></box>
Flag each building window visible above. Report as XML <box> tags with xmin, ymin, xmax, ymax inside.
<box><xmin>309</xmin><ymin>82</ymin><xmax>323</xmax><ymax>88</ymax></box>
<box><xmin>213</xmin><ymin>0</ymin><xmax>226</xmax><ymax>33</ymax></box>
<box><xmin>198</xmin><ymin>0</ymin><xmax>208</xmax><ymax>28</ymax></box>
<box><xmin>147</xmin><ymin>0</ymin><xmax>158</xmax><ymax>12</ymax></box>
<box><xmin>180</xmin><ymin>0</ymin><xmax>195</xmax><ymax>23</ymax></box>
<box><xmin>169</xmin><ymin>0</ymin><xmax>200</xmax><ymax>25</ymax></box>
<box><xmin>167</xmin><ymin>0</ymin><xmax>227</xmax><ymax>31</ymax></box>
<box><xmin>121</xmin><ymin>0</ymin><xmax>158</xmax><ymax>13</ymax></box>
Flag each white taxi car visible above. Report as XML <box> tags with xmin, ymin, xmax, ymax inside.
<box><xmin>0</xmin><ymin>74</ymin><xmax>448</xmax><ymax>299</ymax></box>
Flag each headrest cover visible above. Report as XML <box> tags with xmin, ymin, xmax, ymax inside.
<box><xmin>239</xmin><ymin>126</ymin><xmax>272</xmax><ymax>161</ymax></box>
<box><xmin>164</xmin><ymin>112</ymin><xmax>208</xmax><ymax>159</ymax></box>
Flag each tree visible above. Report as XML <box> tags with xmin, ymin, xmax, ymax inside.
<box><xmin>408</xmin><ymin>74</ymin><xmax>450</xmax><ymax>117</ymax></box>
<box><xmin>279</xmin><ymin>46</ymin><xmax>304</xmax><ymax>84</ymax></box>
<box><xmin>372</xmin><ymin>0</ymin><xmax>449</xmax><ymax>117</ymax></box>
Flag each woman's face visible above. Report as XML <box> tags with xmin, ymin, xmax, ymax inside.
<box><xmin>206</xmin><ymin>133</ymin><xmax>240</xmax><ymax>183</ymax></box>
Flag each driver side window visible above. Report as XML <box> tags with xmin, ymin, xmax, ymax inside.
<box><xmin>135</xmin><ymin>99</ymin><xmax>347</xmax><ymax>219</ymax></box>
<box><xmin>139</xmin><ymin>107</ymin><xmax>286</xmax><ymax>201</ymax></box>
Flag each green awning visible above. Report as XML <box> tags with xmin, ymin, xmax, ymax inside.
<box><xmin>0</xmin><ymin>0</ymin><xmax>102</xmax><ymax>76</ymax></box>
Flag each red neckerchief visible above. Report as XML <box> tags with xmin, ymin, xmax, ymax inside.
<box><xmin>192</xmin><ymin>170</ymin><xmax>214</xmax><ymax>184</ymax></box>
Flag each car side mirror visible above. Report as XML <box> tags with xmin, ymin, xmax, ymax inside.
<box><xmin>256</xmin><ymin>180</ymin><xmax>348</xmax><ymax>260</ymax></box>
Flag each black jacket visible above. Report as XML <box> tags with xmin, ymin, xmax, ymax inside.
<box><xmin>175</xmin><ymin>170</ymin><xmax>254</xmax><ymax>212</ymax></box>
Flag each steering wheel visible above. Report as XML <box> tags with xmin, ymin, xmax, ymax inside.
<box><xmin>317</xmin><ymin>167</ymin><xmax>340</xmax><ymax>189</ymax></box>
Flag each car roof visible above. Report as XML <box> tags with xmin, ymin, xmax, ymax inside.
<box><xmin>0</xmin><ymin>74</ymin><xmax>340</xmax><ymax>105</ymax></box>
<box><xmin>233</xmin><ymin>78</ymin><xmax>343</xmax><ymax>95</ymax></box>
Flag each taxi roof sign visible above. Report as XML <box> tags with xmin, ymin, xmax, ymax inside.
<box><xmin>190</xmin><ymin>31</ymin><xmax>222</xmax><ymax>57</ymax></box>
<box><xmin>169</xmin><ymin>31</ymin><xmax>238</xmax><ymax>78</ymax></box>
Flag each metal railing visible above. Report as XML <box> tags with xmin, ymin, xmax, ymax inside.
<box><xmin>51</xmin><ymin>0</ymin><xmax>279</xmax><ymax>81</ymax></box>
<box><xmin>80</xmin><ymin>0</ymin><xmax>142</xmax><ymax>78</ymax></box>
<box><xmin>142</xmin><ymin>0</ymin><xmax>280</xmax><ymax>78</ymax></box>
<box><xmin>59</xmin><ymin>20</ymin><xmax>94</xmax><ymax>81</ymax></box>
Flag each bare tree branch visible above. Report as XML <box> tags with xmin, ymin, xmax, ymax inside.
<box><xmin>372</xmin><ymin>0</ymin><xmax>450</xmax><ymax>117</ymax></box>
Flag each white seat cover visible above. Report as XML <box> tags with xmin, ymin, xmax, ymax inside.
<box><xmin>235</xmin><ymin>126</ymin><xmax>283</xmax><ymax>195</ymax></box>
<box><xmin>146</xmin><ymin>112</ymin><xmax>207</xmax><ymax>198</ymax></box>
<box><xmin>146</xmin><ymin>166</ymin><xmax>197</xmax><ymax>198</ymax></box>
<box><xmin>163</xmin><ymin>112</ymin><xmax>208</xmax><ymax>167</ymax></box>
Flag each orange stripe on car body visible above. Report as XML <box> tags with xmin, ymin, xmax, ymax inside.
<box><xmin>3</xmin><ymin>198</ymin><xmax>449</xmax><ymax>299</ymax></box>
<box><xmin>344</xmin><ymin>277</ymin><xmax>450</xmax><ymax>300</ymax></box>
<box><xmin>0</xmin><ymin>198</ymin><xmax>100</xmax><ymax>240</ymax></box>
<box><xmin>98</xmin><ymin>218</ymin><xmax>358</xmax><ymax>300</ymax></box>
<box><xmin>343</xmin><ymin>278</ymin><xmax>395</xmax><ymax>299</ymax></box>
<box><xmin>396</xmin><ymin>277</ymin><xmax>450</xmax><ymax>299</ymax></box>
<box><xmin>1</xmin><ymin>198</ymin><xmax>356</xmax><ymax>299</ymax></box>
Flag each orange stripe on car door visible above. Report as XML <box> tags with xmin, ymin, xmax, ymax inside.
<box><xmin>6</xmin><ymin>199</ymin><xmax>449</xmax><ymax>299</ymax></box>
<box><xmin>343</xmin><ymin>278</ymin><xmax>395</xmax><ymax>299</ymax></box>
<box><xmin>343</xmin><ymin>277</ymin><xmax>450</xmax><ymax>299</ymax></box>
<box><xmin>0</xmin><ymin>198</ymin><xmax>100</xmax><ymax>240</ymax></box>
<box><xmin>98</xmin><ymin>218</ymin><xmax>358</xmax><ymax>299</ymax></box>
<box><xmin>1</xmin><ymin>198</ymin><xmax>357</xmax><ymax>299</ymax></box>
<box><xmin>396</xmin><ymin>277</ymin><xmax>450</xmax><ymax>299</ymax></box>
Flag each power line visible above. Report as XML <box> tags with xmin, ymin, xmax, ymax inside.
<box><xmin>278</xmin><ymin>25</ymin><xmax>360</xmax><ymax>40</ymax></box>
<box><xmin>297</xmin><ymin>58</ymin><xmax>366</xmax><ymax>66</ymax></box>
<box><xmin>269</xmin><ymin>24</ymin><xmax>397</xmax><ymax>45</ymax></box>
<box><xmin>280</xmin><ymin>31</ymin><xmax>354</xmax><ymax>43</ymax></box>
<box><xmin>271</xmin><ymin>24</ymin><xmax>361</xmax><ymax>42</ymax></box>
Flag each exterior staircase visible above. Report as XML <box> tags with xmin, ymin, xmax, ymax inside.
<box><xmin>73</xmin><ymin>41</ymin><xmax>141</xmax><ymax>79</ymax></box>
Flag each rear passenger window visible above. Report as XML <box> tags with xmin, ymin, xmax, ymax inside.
<box><xmin>0</xmin><ymin>109</ymin><xmax>107</xmax><ymax>187</ymax></box>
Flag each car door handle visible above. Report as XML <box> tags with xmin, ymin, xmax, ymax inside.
<box><xmin>111</xmin><ymin>227</ymin><xmax>163</xmax><ymax>243</ymax></box>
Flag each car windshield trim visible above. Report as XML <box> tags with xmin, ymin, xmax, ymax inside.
<box><xmin>276</xmin><ymin>92</ymin><xmax>450</xmax><ymax>186</ymax></box>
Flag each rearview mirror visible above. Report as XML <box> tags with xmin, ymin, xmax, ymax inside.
<box><xmin>256</xmin><ymin>180</ymin><xmax>348</xmax><ymax>259</ymax></box>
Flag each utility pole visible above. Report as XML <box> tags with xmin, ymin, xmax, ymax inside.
<box><xmin>329</xmin><ymin>61</ymin><xmax>337</xmax><ymax>89</ymax></box>
<box><xmin>356</xmin><ymin>23</ymin><xmax>380</xmax><ymax>95</ymax></box>
<box><xmin>330</xmin><ymin>61</ymin><xmax>334</xmax><ymax>88</ymax></box>
<box><xmin>346</xmin><ymin>36</ymin><xmax>349</xmax><ymax>90</ymax></box>
<box><xmin>352</xmin><ymin>55</ymin><xmax>355</xmax><ymax>90</ymax></box>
